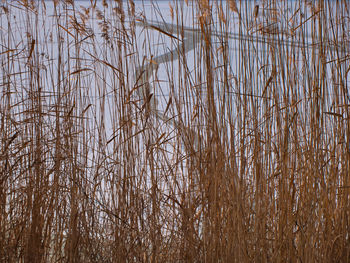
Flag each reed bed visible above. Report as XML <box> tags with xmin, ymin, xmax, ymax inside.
<box><xmin>0</xmin><ymin>0</ymin><xmax>349</xmax><ymax>262</ymax></box>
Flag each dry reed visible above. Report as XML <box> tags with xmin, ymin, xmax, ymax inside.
<box><xmin>0</xmin><ymin>0</ymin><xmax>349</xmax><ymax>262</ymax></box>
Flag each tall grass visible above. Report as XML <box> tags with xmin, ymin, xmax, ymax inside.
<box><xmin>0</xmin><ymin>0</ymin><xmax>349</xmax><ymax>262</ymax></box>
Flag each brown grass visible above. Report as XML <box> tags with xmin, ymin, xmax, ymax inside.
<box><xmin>0</xmin><ymin>0</ymin><xmax>349</xmax><ymax>262</ymax></box>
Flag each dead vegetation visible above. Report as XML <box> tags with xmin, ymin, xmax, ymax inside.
<box><xmin>0</xmin><ymin>0</ymin><xmax>349</xmax><ymax>262</ymax></box>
